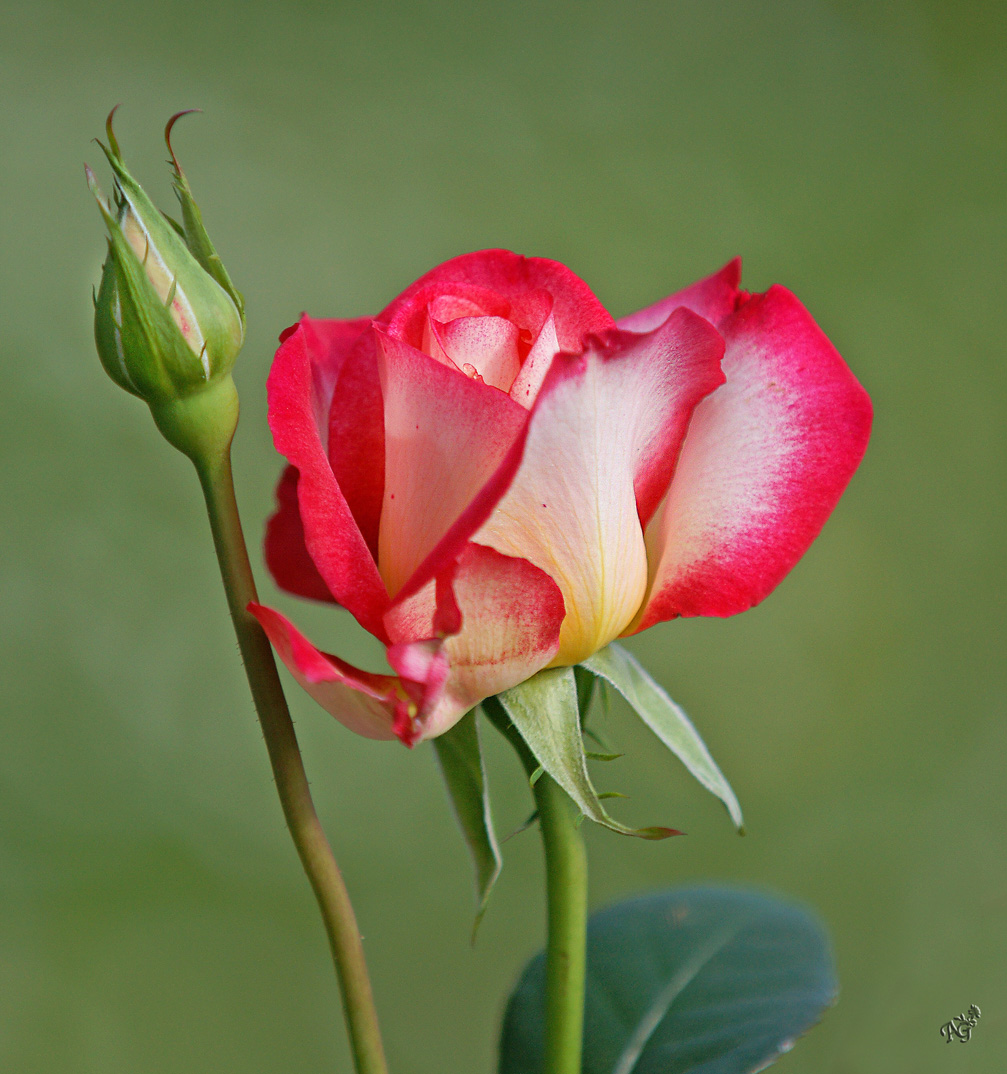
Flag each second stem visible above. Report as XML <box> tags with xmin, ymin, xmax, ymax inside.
<box><xmin>195</xmin><ymin>448</ymin><xmax>388</xmax><ymax>1074</ymax></box>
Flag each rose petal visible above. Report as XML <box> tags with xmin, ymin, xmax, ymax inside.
<box><xmin>381</xmin><ymin>249</ymin><xmax>613</xmax><ymax>354</ymax></box>
<box><xmin>509</xmin><ymin>306</ymin><xmax>560</xmax><ymax>409</ymax></box>
<box><xmin>433</xmin><ymin>315</ymin><xmax>522</xmax><ymax>391</ymax></box>
<box><xmin>629</xmin><ymin>285</ymin><xmax>873</xmax><ymax>629</ymax></box>
<box><xmin>476</xmin><ymin>308</ymin><xmax>725</xmax><ymax>666</ymax></box>
<box><xmin>248</xmin><ymin>602</ymin><xmax>401</xmax><ymax>741</ymax></box>
<box><xmin>328</xmin><ymin>330</ymin><xmax>385</xmax><ymax>558</ymax></box>
<box><xmin>267</xmin><ymin>318</ymin><xmax>390</xmax><ymax>640</ymax></box>
<box><xmin>264</xmin><ymin>465</ymin><xmax>338</xmax><ymax>604</ymax></box>
<box><xmin>374</xmin><ymin>329</ymin><xmax>529</xmax><ymax>598</ymax></box>
<box><xmin>384</xmin><ymin>543</ymin><xmax>565</xmax><ymax>740</ymax></box>
<box><xmin>616</xmin><ymin>258</ymin><xmax>743</xmax><ymax>333</ymax></box>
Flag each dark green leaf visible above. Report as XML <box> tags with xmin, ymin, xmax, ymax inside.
<box><xmin>500</xmin><ymin>885</ymin><xmax>837</xmax><ymax>1074</ymax></box>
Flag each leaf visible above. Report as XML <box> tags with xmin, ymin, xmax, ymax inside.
<box><xmin>499</xmin><ymin>885</ymin><xmax>837</xmax><ymax>1074</ymax></box>
<box><xmin>496</xmin><ymin>668</ymin><xmax>677</xmax><ymax>840</ymax></box>
<box><xmin>432</xmin><ymin>710</ymin><xmax>501</xmax><ymax>937</ymax></box>
<box><xmin>581</xmin><ymin>644</ymin><xmax>743</xmax><ymax>831</ymax></box>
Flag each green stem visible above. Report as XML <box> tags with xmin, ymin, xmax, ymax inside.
<box><xmin>532</xmin><ymin>774</ymin><xmax>588</xmax><ymax>1074</ymax></box>
<box><xmin>483</xmin><ymin>698</ymin><xmax>588</xmax><ymax>1074</ymax></box>
<box><xmin>194</xmin><ymin>447</ymin><xmax>388</xmax><ymax>1074</ymax></box>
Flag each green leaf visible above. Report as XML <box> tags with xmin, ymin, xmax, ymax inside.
<box><xmin>499</xmin><ymin>885</ymin><xmax>837</xmax><ymax>1074</ymax></box>
<box><xmin>496</xmin><ymin>669</ymin><xmax>677</xmax><ymax>840</ymax></box>
<box><xmin>432</xmin><ymin>710</ymin><xmax>501</xmax><ymax>937</ymax></box>
<box><xmin>581</xmin><ymin>644</ymin><xmax>743</xmax><ymax>831</ymax></box>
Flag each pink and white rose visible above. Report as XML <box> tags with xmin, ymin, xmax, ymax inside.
<box><xmin>250</xmin><ymin>251</ymin><xmax>871</xmax><ymax>745</ymax></box>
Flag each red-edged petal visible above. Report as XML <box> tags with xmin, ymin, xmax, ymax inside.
<box><xmin>630</xmin><ymin>285</ymin><xmax>872</xmax><ymax>630</ymax></box>
<box><xmin>264</xmin><ymin>465</ymin><xmax>338</xmax><ymax>604</ymax></box>
<box><xmin>248</xmin><ymin>602</ymin><xmax>401</xmax><ymax>741</ymax></box>
<box><xmin>384</xmin><ymin>543</ymin><xmax>565</xmax><ymax>740</ymax></box>
<box><xmin>267</xmin><ymin>318</ymin><xmax>390</xmax><ymax>640</ymax></box>
<box><xmin>374</xmin><ymin>329</ymin><xmax>529</xmax><ymax>598</ymax></box>
<box><xmin>476</xmin><ymin>308</ymin><xmax>725</xmax><ymax>666</ymax></box>
<box><xmin>297</xmin><ymin>316</ymin><xmax>373</xmax><ymax>419</ymax></box>
<box><xmin>381</xmin><ymin>249</ymin><xmax>614</xmax><ymax>353</ymax></box>
<box><xmin>509</xmin><ymin>306</ymin><xmax>560</xmax><ymax>409</ymax></box>
<box><xmin>327</xmin><ymin>330</ymin><xmax>385</xmax><ymax>559</ymax></box>
<box><xmin>617</xmin><ymin>258</ymin><xmax>743</xmax><ymax>333</ymax></box>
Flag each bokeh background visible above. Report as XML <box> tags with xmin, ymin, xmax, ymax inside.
<box><xmin>2</xmin><ymin>1</ymin><xmax>1004</xmax><ymax>1071</ymax></box>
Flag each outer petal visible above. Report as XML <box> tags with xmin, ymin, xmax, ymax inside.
<box><xmin>268</xmin><ymin>318</ymin><xmax>390</xmax><ymax>639</ymax></box>
<box><xmin>476</xmin><ymin>308</ymin><xmax>725</xmax><ymax>666</ymax></box>
<box><xmin>616</xmin><ymin>258</ymin><xmax>743</xmax><ymax>333</ymax></box>
<box><xmin>248</xmin><ymin>603</ymin><xmax>401</xmax><ymax>741</ymax></box>
<box><xmin>374</xmin><ymin>329</ymin><xmax>529</xmax><ymax>598</ymax></box>
<box><xmin>327</xmin><ymin>330</ymin><xmax>385</xmax><ymax>558</ymax></box>
<box><xmin>630</xmin><ymin>285</ymin><xmax>873</xmax><ymax>629</ymax></box>
<box><xmin>264</xmin><ymin>465</ymin><xmax>337</xmax><ymax>604</ymax></box>
<box><xmin>384</xmin><ymin>543</ymin><xmax>565</xmax><ymax>740</ymax></box>
<box><xmin>381</xmin><ymin>249</ymin><xmax>614</xmax><ymax>353</ymax></box>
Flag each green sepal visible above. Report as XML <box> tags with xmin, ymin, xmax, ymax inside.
<box><xmin>165</xmin><ymin>111</ymin><xmax>246</xmax><ymax>324</ymax></box>
<box><xmin>490</xmin><ymin>668</ymin><xmax>679</xmax><ymax>840</ymax></box>
<box><xmin>432</xmin><ymin>709</ymin><xmax>502</xmax><ymax>939</ymax></box>
<box><xmin>581</xmin><ymin>643</ymin><xmax>744</xmax><ymax>832</ymax></box>
<box><xmin>87</xmin><ymin>110</ymin><xmax>244</xmax><ymax>405</ymax></box>
<box><xmin>89</xmin><ymin>167</ymin><xmax>210</xmax><ymax>402</ymax></box>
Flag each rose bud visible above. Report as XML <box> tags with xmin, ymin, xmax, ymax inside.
<box><xmin>250</xmin><ymin>252</ymin><xmax>872</xmax><ymax>746</ymax></box>
<box><xmin>87</xmin><ymin>110</ymin><xmax>245</xmax><ymax>459</ymax></box>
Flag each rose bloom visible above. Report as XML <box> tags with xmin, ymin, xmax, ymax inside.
<box><xmin>250</xmin><ymin>251</ymin><xmax>871</xmax><ymax>745</ymax></box>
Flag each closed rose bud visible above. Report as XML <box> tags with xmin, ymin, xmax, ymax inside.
<box><xmin>88</xmin><ymin>110</ymin><xmax>245</xmax><ymax>460</ymax></box>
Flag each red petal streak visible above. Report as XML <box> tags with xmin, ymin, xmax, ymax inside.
<box><xmin>264</xmin><ymin>466</ymin><xmax>338</xmax><ymax>603</ymax></box>
<box><xmin>267</xmin><ymin>319</ymin><xmax>390</xmax><ymax>640</ymax></box>
<box><xmin>630</xmin><ymin>285</ymin><xmax>873</xmax><ymax>630</ymax></box>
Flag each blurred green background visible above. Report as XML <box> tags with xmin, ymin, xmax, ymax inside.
<box><xmin>1</xmin><ymin>0</ymin><xmax>1004</xmax><ymax>1071</ymax></box>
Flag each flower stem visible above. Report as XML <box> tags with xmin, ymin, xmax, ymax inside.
<box><xmin>532</xmin><ymin>773</ymin><xmax>589</xmax><ymax>1074</ymax></box>
<box><xmin>194</xmin><ymin>446</ymin><xmax>388</xmax><ymax>1074</ymax></box>
<box><xmin>483</xmin><ymin>697</ymin><xmax>588</xmax><ymax>1074</ymax></box>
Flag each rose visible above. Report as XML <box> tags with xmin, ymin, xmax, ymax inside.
<box><xmin>250</xmin><ymin>251</ymin><xmax>871</xmax><ymax>745</ymax></box>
